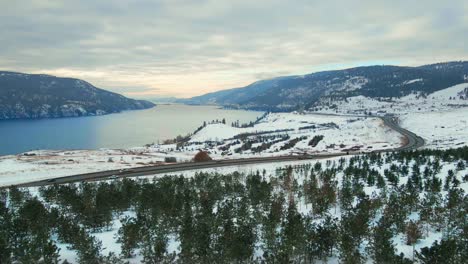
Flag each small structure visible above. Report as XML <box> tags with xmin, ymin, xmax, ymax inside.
<box><xmin>193</xmin><ymin>151</ymin><xmax>212</xmax><ymax>162</ymax></box>
<box><xmin>164</xmin><ymin>157</ymin><xmax>177</xmax><ymax>163</ymax></box>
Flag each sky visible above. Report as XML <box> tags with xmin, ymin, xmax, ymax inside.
<box><xmin>1</xmin><ymin>0</ymin><xmax>467</xmax><ymax>98</ymax></box>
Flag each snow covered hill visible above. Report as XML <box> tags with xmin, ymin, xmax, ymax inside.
<box><xmin>311</xmin><ymin>83</ymin><xmax>468</xmax><ymax>150</ymax></box>
<box><xmin>313</xmin><ymin>83</ymin><xmax>468</xmax><ymax>116</ymax></box>
<box><xmin>400</xmin><ymin>108</ymin><xmax>468</xmax><ymax>149</ymax></box>
<box><xmin>177</xmin><ymin>112</ymin><xmax>403</xmax><ymax>157</ymax></box>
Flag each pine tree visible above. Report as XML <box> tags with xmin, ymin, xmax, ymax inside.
<box><xmin>42</xmin><ymin>240</ymin><xmax>61</xmax><ymax>264</ymax></box>
<box><xmin>117</xmin><ymin>217</ymin><xmax>140</xmax><ymax>258</ymax></box>
<box><xmin>340</xmin><ymin>177</ymin><xmax>353</xmax><ymax>211</ymax></box>
<box><xmin>279</xmin><ymin>200</ymin><xmax>305</xmax><ymax>262</ymax></box>
<box><xmin>0</xmin><ymin>201</ymin><xmax>12</xmax><ymax>263</ymax></box>
<box><xmin>406</xmin><ymin>220</ymin><xmax>422</xmax><ymax>261</ymax></box>
<box><xmin>416</xmin><ymin>239</ymin><xmax>459</xmax><ymax>264</ymax></box>
<box><xmin>179</xmin><ymin>191</ymin><xmax>194</xmax><ymax>261</ymax></box>
<box><xmin>371</xmin><ymin>217</ymin><xmax>397</xmax><ymax>264</ymax></box>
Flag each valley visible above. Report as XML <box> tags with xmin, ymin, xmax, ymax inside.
<box><xmin>2</xmin><ymin>1</ymin><xmax>468</xmax><ymax>263</ymax></box>
<box><xmin>1</xmin><ymin>62</ymin><xmax>467</xmax><ymax>264</ymax></box>
<box><xmin>1</xmin><ymin>82</ymin><xmax>467</xmax><ymax>186</ymax></box>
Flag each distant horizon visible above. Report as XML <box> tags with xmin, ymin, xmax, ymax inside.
<box><xmin>2</xmin><ymin>59</ymin><xmax>467</xmax><ymax>100</ymax></box>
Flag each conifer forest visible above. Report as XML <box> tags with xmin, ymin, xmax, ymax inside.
<box><xmin>1</xmin><ymin>147</ymin><xmax>467</xmax><ymax>263</ymax></box>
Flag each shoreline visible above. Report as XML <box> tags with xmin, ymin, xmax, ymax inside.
<box><xmin>0</xmin><ymin>104</ymin><xmax>263</xmax><ymax>156</ymax></box>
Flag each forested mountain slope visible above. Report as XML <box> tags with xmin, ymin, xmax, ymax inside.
<box><xmin>0</xmin><ymin>71</ymin><xmax>155</xmax><ymax>120</ymax></box>
<box><xmin>186</xmin><ymin>61</ymin><xmax>468</xmax><ymax>111</ymax></box>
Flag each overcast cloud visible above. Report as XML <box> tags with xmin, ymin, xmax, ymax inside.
<box><xmin>1</xmin><ymin>0</ymin><xmax>467</xmax><ymax>97</ymax></box>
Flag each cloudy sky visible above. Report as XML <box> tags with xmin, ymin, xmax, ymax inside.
<box><xmin>1</xmin><ymin>0</ymin><xmax>467</xmax><ymax>98</ymax></box>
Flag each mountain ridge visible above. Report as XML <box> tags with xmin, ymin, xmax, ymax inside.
<box><xmin>0</xmin><ymin>71</ymin><xmax>155</xmax><ymax>120</ymax></box>
<box><xmin>184</xmin><ymin>61</ymin><xmax>468</xmax><ymax>111</ymax></box>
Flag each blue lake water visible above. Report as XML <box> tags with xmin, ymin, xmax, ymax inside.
<box><xmin>0</xmin><ymin>104</ymin><xmax>262</xmax><ymax>155</ymax></box>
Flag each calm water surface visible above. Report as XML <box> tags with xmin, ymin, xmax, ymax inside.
<box><xmin>0</xmin><ymin>105</ymin><xmax>262</xmax><ymax>155</ymax></box>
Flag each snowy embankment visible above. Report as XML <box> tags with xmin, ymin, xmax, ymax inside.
<box><xmin>400</xmin><ymin>108</ymin><xmax>468</xmax><ymax>149</ymax></box>
<box><xmin>0</xmin><ymin>149</ymin><xmax>191</xmax><ymax>187</ymax></box>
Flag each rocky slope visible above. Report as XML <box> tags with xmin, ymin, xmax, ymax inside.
<box><xmin>0</xmin><ymin>71</ymin><xmax>155</xmax><ymax>120</ymax></box>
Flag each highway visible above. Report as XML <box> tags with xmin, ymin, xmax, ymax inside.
<box><xmin>380</xmin><ymin>116</ymin><xmax>425</xmax><ymax>151</ymax></box>
<box><xmin>12</xmin><ymin>115</ymin><xmax>424</xmax><ymax>188</ymax></box>
<box><xmin>15</xmin><ymin>153</ymin><xmax>346</xmax><ymax>187</ymax></box>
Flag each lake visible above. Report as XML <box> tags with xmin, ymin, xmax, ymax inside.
<box><xmin>0</xmin><ymin>104</ymin><xmax>262</xmax><ymax>156</ymax></box>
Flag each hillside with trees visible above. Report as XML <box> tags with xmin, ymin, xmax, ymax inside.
<box><xmin>1</xmin><ymin>147</ymin><xmax>467</xmax><ymax>263</ymax></box>
<box><xmin>184</xmin><ymin>61</ymin><xmax>468</xmax><ymax>111</ymax></box>
<box><xmin>0</xmin><ymin>71</ymin><xmax>155</xmax><ymax>120</ymax></box>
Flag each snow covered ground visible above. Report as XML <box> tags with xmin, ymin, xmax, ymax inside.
<box><xmin>183</xmin><ymin>112</ymin><xmax>402</xmax><ymax>155</ymax></box>
<box><xmin>400</xmin><ymin>108</ymin><xmax>468</xmax><ymax>149</ymax></box>
<box><xmin>0</xmin><ymin>149</ymin><xmax>189</xmax><ymax>186</ymax></box>
<box><xmin>314</xmin><ymin>83</ymin><xmax>468</xmax><ymax>116</ymax></box>
<box><xmin>312</xmin><ymin>82</ymin><xmax>468</xmax><ymax>149</ymax></box>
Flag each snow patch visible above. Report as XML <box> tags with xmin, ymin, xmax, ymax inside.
<box><xmin>402</xmin><ymin>78</ymin><xmax>423</xmax><ymax>85</ymax></box>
